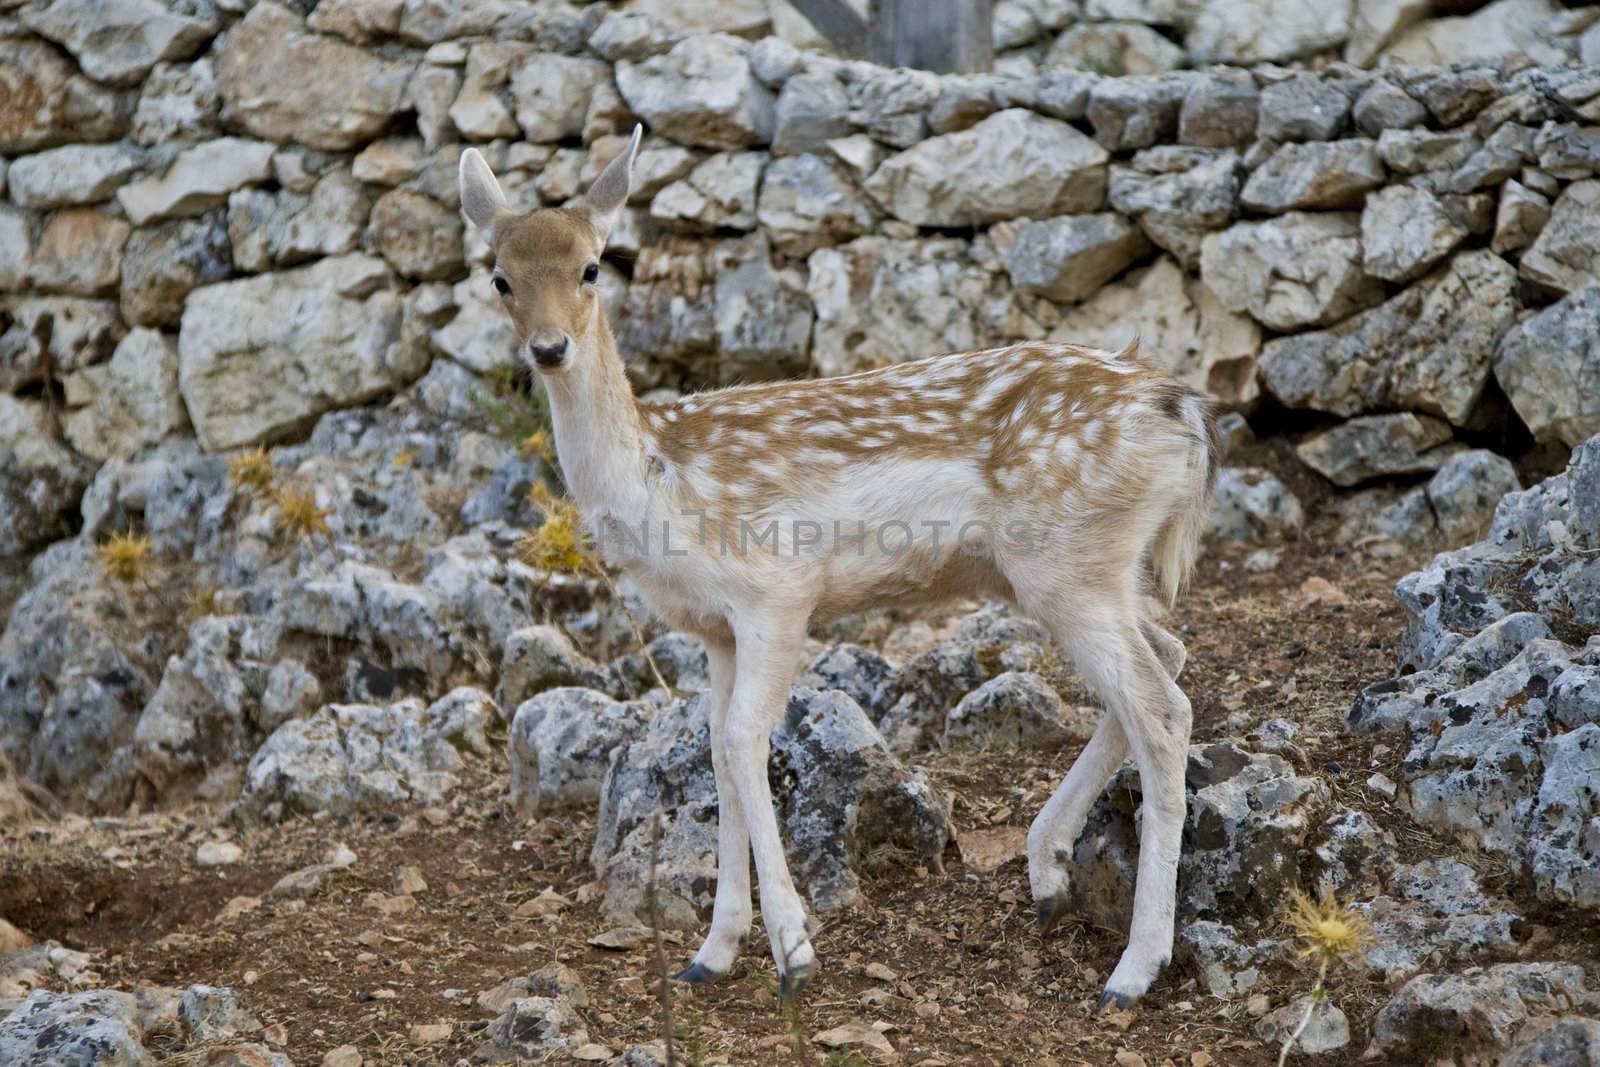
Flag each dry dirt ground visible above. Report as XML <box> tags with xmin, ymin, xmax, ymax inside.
<box><xmin>4</xmin><ymin>540</ymin><xmax>1599</xmax><ymax>1067</ymax></box>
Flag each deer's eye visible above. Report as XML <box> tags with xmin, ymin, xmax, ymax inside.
<box><xmin>581</xmin><ymin>262</ymin><xmax>599</xmax><ymax>285</ymax></box>
<box><xmin>492</xmin><ymin>275</ymin><xmax>511</xmax><ymax>297</ymax></box>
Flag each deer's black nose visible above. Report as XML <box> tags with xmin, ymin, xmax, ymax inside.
<box><xmin>529</xmin><ymin>337</ymin><xmax>569</xmax><ymax>368</ymax></box>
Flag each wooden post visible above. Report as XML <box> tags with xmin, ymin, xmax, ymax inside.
<box><xmin>785</xmin><ymin>0</ymin><xmax>869</xmax><ymax>57</ymax></box>
<box><xmin>868</xmin><ymin>0</ymin><xmax>994</xmax><ymax>73</ymax></box>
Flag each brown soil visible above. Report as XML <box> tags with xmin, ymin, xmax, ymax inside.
<box><xmin>4</xmin><ymin>542</ymin><xmax>1598</xmax><ymax>1067</ymax></box>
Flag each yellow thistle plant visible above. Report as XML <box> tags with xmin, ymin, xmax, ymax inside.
<box><xmin>97</xmin><ymin>529</ymin><xmax>155</xmax><ymax>586</ymax></box>
<box><xmin>521</xmin><ymin>427</ymin><xmax>556</xmax><ymax>463</ymax></box>
<box><xmin>227</xmin><ymin>446</ymin><xmax>277</xmax><ymax>494</ymax></box>
<box><xmin>1276</xmin><ymin>886</ymin><xmax>1375</xmax><ymax>1067</ymax></box>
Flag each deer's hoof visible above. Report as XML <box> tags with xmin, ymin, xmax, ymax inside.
<box><xmin>673</xmin><ymin>963</ymin><xmax>722</xmax><ymax>985</ymax></box>
<box><xmin>1097</xmin><ymin>987</ymin><xmax>1138</xmax><ymax>1012</ymax></box>
<box><xmin>1035</xmin><ymin>895</ymin><xmax>1070</xmax><ymax>935</ymax></box>
<box><xmin>778</xmin><ymin>961</ymin><xmax>815</xmax><ymax>1003</ymax></box>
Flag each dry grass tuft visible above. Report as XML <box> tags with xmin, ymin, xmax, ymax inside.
<box><xmin>274</xmin><ymin>483</ymin><xmax>331</xmax><ymax>542</ymax></box>
<box><xmin>228</xmin><ymin>446</ymin><xmax>277</xmax><ymax>495</ymax></box>
<box><xmin>521</xmin><ymin>483</ymin><xmax>586</xmax><ymax>573</ymax></box>
<box><xmin>97</xmin><ymin>529</ymin><xmax>155</xmax><ymax>586</ymax></box>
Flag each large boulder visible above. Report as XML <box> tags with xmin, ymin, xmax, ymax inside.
<box><xmin>592</xmin><ymin>689</ymin><xmax>950</xmax><ymax>927</ymax></box>
<box><xmin>615</xmin><ymin>34</ymin><xmax>775</xmax><ymax>150</ymax></box>
<box><xmin>1200</xmin><ymin>212</ymin><xmax>1382</xmax><ymax>332</ymax></box>
<box><xmin>0</xmin><ymin>989</ymin><xmax>151</xmax><ymax>1067</ymax></box>
<box><xmin>1495</xmin><ymin>287</ymin><xmax>1600</xmax><ymax>447</ymax></box>
<box><xmin>216</xmin><ymin>1</ymin><xmax>416</xmax><ymax>151</ymax></box>
<box><xmin>864</xmin><ymin>109</ymin><xmax>1109</xmax><ymax>227</ymax></box>
<box><xmin>178</xmin><ymin>255</ymin><xmax>428</xmax><ymax>451</ymax></box>
<box><xmin>1260</xmin><ymin>250</ymin><xmax>1519</xmax><ymax>425</ymax></box>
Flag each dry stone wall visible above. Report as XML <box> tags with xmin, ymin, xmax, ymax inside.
<box><xmin>5</xmin><ymin>0</ymin><xmax>1600</xmax><ymax>562</ymax></box>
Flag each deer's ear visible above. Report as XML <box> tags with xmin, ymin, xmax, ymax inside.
<box><xmin>458</xmin><ymin>147</ymin><xmax>508</xmax><ymax>237</ymax></box>
<box><xmin>582</xmin><ymin>124</ymin><xmax>642</xmax><ymax>246</ymax></box>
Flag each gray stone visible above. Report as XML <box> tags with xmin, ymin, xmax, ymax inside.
<box><xmin>1255</xmin><ymin>997</ymin><xmax>1349</xmax><ymax>1054</ymax></box>
<box><xmin>1500</xmin><ymin>1017</ymin><xmax>1600</xmax><ymax>1067</ymax></box>
<box><xmin>1448</xmin><ymin>122</ymin><xmax>1535</xmax><ymax>192</ymax></box>
<box><xmin>508</xmin><ymin>52</ymin><xmax>609</xmax><ymax>144</ymax></box>
<box><xmin>1256</xmin><ymin>73</ymin><xmax>1354</xmax><ymax>142</ymax></box>
<box><xmin>499</xmin><ymin>625</ymin><xmax>608</xmax><ymax>713</ymax></box>
<box><xmin>1000</xmin><ymin>213</ymin><xmax>1149</xmax><ymax>303</ymax></box>
<box><xmin>1086</xmin><ymin>73</ymin><xmax>1193</xmax><ymax>151</ymax></box>
<box><xmin>7</xmin><ymin>143</ymin><xmax>145</xmax><ymax>209</ymax></box>
<box><xmin>866</xmin><ymin>109</ymin><xmax>1108</xmax><ymax>226</ymax></box>
<box><xmin>1427</xmin><ymin>449</ymin><xmax>1521</xmax><ymax>544</ymax></box>
<box><xmin>1043</xmin><ymin>22</ymin><xmax>1187</xmax><ymax>76</ymax></box>
<box><xmin>0</xmin><ymin>208</ymin><xmax>29</xmax><ymax>291</ymax></box>
<box><xmin>28</xmin><ymin>211</ymin><xmax>131</xmax><ymax>297</ymax></box>
<box><xmin>1201</xmin><ymin>212</ymin><xmax>1382</xmax><ymax>332</ymax></box>
<box><xmin>1382</xmin><ymin>0</ymin><xmax>1566</xmax><ymax>67</ymax></box>
<box><xmin>771</xmin><ymin>72</ymin><xmax>852</xmax><ymax>157</ymax></box>
<box><xmin>1535</xmin><ymin>123</ymin><xmax>1600</xmax><ymax>181</ymax></box>
<box><xmin>178</xmin><ymin>985</ymin><xmax>259</xmax><ymax>1042</ymax></box>
<box><xmin>0</xmin><ymin>989</ymin><xmax>151</xmax><ymax>1067</ymax></box>
<box><xmin>710</xmin><ymin>235</ymin><xmax>814</xmax><ymax>382</ymax></box>
<box><xmin>1209</xmin><ymin>466</ymin><xmax>1304</xmax><ymax>541</ymax></box>
<box><xmin>927</xmin><ymin>75</ymin><xmax>1000</xmax><ymax>135</ymax></box>
<box><xmin>1187</xmin><ymin>0</ymin><xmax>1351</xmax><ymax>63</ymax></box>
<box><xmin>1377</xmin><ymin>128</ymin><xmax>1480</xmax><ymax>176</ymax></box>
<box><xmin>877</xmin><ymin>638</ymin><xmax>991</xmax><ymax>754</ymax></box>
<box><xmin>62</xmin><ymin>328</ymin><xmax>187</xmax><ymax>463</ymax></box>
<box><xmin>756</xmin><ymin>153</ymin><xmax>875</xmax><ymax>256</ymax></box>
<box><xmin>1295</xmin><ymin>413</ymin><xmax>1456</xmax><ymax>488</ymax></box>
<box><xmin>1369</xmin><ymin>963</ymin><xmax>1591</xmax><ymax>1061</ymax></box>
<box><xmin>178</xmin><ymin>254</ymin><xmax>425</xmax><ymax>451</ymax></box>
<box><xmin>1178</xmin><ymin>72</ymin><xmax>1259</xmax><ymax>148</ymax></box>
<box><xmin>132</xmin><ymin>57</ymin><xmax>220</xmax><ymax>146</ymax></box>
<box><xmin>119</xmin><ymin>213</ymin><xmax>232</xmax><ymax>328</ymax></box>
<box><xmin>1361</xmin><ymin>185</ymin><xmax>1469</xmax><ymax>283</ymax></box>
<box><xmin>615</xmin><ymin>34</ymin><xmax>774</xmax><ymax>150</ymax></box>
<box><xmin>217</xmin><ymin>1</ymin><xmax>415</xmax><ymax>151</ymax></box>
<box><xmin>240</xmin><ymin>692</ymin><xmax>490</xmax><ymax>821</ymax></box>
<box><xmin>1496</xmin><ymin>287</ymin><xmax>1600</xmax><ymax>447</ymax></box>
<box><xmin>1053</xmin><ymin>258</ymin><xmax>1261</xmax><ymax>406</ymax></box>
<box><xmin>1493</xmin><ymin>179</ymin><xmax>1552</xmax><ymax>255</ymax></box>
<box><xmin>1107</xmin><ymin>146</ymin><xmax>1239</xmax><ymax>269</ymax></box>
<box><xmin>801</xmin><ymin>644</ymin><xmax>897</xmax><ymax>721</ymax></box>
<box><xmin>1240</xmin><ymin>139</ymin><xmax>1385</xmax><ymax>212</ymax></box>
<box><xmin>0</xmin><ymin>396</ymin><xmax>94</xmax><ymax>559</ymax></box>
<box><xmin>943</xmin><ymin>671</ymin><xmax>1075</xmax><ymax>747</ymax></box>
<box><xmin>1347</xmin><ymin>0</ymin><xmax>1433</xmax><ymax>66</ymax></box>
<box><xmin>1179</xmin><ymin>921</ymin><xmax>1282</xmax><ymax>997</ymax></box>
<box><xmin>1520</xmin><ymin>180</ymin><xmax>1600</xmax><ymax>295</ymax></box>
<box><xmin>651</xmin><ymin>151</ymin><xmax>765</xmax><ymax>231</ymax></box>
<box><xmin>369</xmin><ymin>187</ymin><xmax>461</xmax><ymax>281</ymax></box>
<box><xmin>0</xmin><ymin>294</ymin><xmax>124</xmax><ymax>394</ymax></box>
<box><xmin>22</xmin><ymin>0</ymin><xmax>218</xmax><ymax>86</ymax></box>
<box><xmin>845</xmin><ymin>66</ymin><xmax>939</xmax><ymax>149</ymax></box>
<box><xmin>0</xmin><ymin>37</ymin><xmax>127</xmax><ymax>153</ymax></box>
<box><xmin>1409</xmin><ymin>67</ymin><xmax>1503</xmax><ymax>128</ymax></box>
<box><xmin>1353</xmin><ymin>80</ymin><xmax>1428</xmax><ymax>136</ymax></box>
<box><xmin>117</xmin><ymin>138</ymin><xmax>276</xmax><ymax>226</ymax></box>
<box><xmin>1260</xmin><ymin>250</ymin><xmax>1519</xmax><ymax>425</ymax></box>
<box><xmin>508</xmin><ymin>687</ymin><xmax>651</xmax><ymax>814</ymax></box>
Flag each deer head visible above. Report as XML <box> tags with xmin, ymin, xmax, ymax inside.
<box><xmin>457</xmin><ymin>124</ymin><xmax>641</xmax><ymax>373</ymax></box>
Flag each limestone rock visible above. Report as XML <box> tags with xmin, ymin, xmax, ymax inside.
<box><xmin>771</xmin><ymin>72</ymin><xmax>852</xmax><ymax>157</ymax></box>
<box><xmin>1255</xmin><ymin>997</ymin><xmax>1349</xmax><ymax>1054</ymax></box>
<box><xmin>499</xmin><ymin>625</ymin><xmax>608</xmax><ymax>713</ymax></box>
<box><xmin>369</xmin><ymin>188</ymin><xmax>462</xmax><ymax>281</ymax></box>
<box><xmin>1500</xmin><ymin>1017</ymin><xmax>1600</xmax><ymax>1067</ymax></box>
<box><xmin>0</xmin><ymin>37</ymin><xmax>127</xmax><ymax>153</ymax></box>
<box><xmin>1178</xmin><ymin>72</ymin><xmax>1259</xmax><ymax>148</ymax></box>
<box><xmin>1352</xmin><ymin>79</ymin><xmax>1428</xmax><ymax>136</ymax></box>
<box><xmin>1492</xmin><ymin>179</ymin><xmax>1552</xmax><ymax>255</ymax></box>
<box><xmin>1053</xmin><ymin>258</ymin><xmax>1261</xmax><ymax>406</ymax></box>
<box><xmin>1369</xmin><ymin>963</ymin><xmax>1590</xmax><ymax>1061</ymax></box>
<box><xmin>1495</xmin><ymin>287</ymin><xmax>1600</xmax><ymax>447</ymax></box>
<box><xmin>63</xmin><ymin>328</ymin><xmax>188</xmax><ymax>463</ymax></box>
<box><xmin>511</xmin><ymin>53</ymin><xmax>611</xmax><ymax>143</ymax></box>
<box><xmin>1200</xmin><ymin>212</ymin><xmax>1382</xmax><ymax>332</ymax></box>
<box><xmin>0</xmin><ymin>989</ymin><xmax>151</xmax><ymax>1067</ymax></box>
<box><xmin>1520</xmin><ymin>179</ymin><xmax>1600</xmax><ymax>295</ymax></box>
<box><xmin>865</xmin><ymin>109</ymin><xmax>1108</xmax><ymax>227</ymax></box>
<box><xmin>1209</xmin><ymin>467</ymin><xmax>1304</xmax><ymax>541</ymax></box>
<box><xmin>1044</xmin><ymin>22</ymin><xmax>1187</xmax><ymax>76</ymax></box>
<box><xmin>710</xmin><ymin>234</ymin><xmax>814</xmax><ymax>382</ymax></box>
<box><xmin>808</xmin><ymin>236</ymin><xmax>1036</xmax><ymax>378</ymax></box>
<box><xmin>0</xmin><ymin>396</ymin><xmax>94</xmax><ymax>558</ymax></box>
<box><xmin>1427</xmin><ymin>449</ymin><xmax>1521</xmax><ymax>544</ymax></box>
<box><xmin>999</xmin><ymin>213</ymin><xmax>1149</xmax><ymax>303</ymax></box>
<box><xmin>1382</xmin><ymin>0</ymin><xmax>1565</xmax><ymax>66</ymax></box>
<box><xmin>615</xmin><ymin>34</ymin><xmax>775</xmax><ymax>150</ymax></box>
<box><xmin>588</xmin><ymin>9</ymin><xmax>686</xmax><ymax>62</ymax></box>
<box><xmin>7</xmin><ymin>143</ymin><xmax>145</xmax><ymax>209</ymax></box>
<box><xmin>1260</xmin><ymin>250</ymin><xmax>1518</xmax><ymax>424</ymax></box>
<box><xmin>1107</xmin><ymin>146</ymin><xmax>1239</xmax><ymax>269</ymax></box>
<box><xmin>117</xmin><ymin>138</ymin><xmax>276</xmax><ymax>226</ymax></box>
<box><xmin>508</xmin><ymin>687</ymin><xmax>651</xmax><ymax>814</ymax></box>
<box><xmin>1187</xmin><ymin>0</ymin><xmax>1351</xmax><ymax>64</ymax></box>
<box><xmin>651</xmin><ymin>151</ymin><xmax>764</xmax><ymax>231</ymax></box>
<box><xmin>1240</xmin><ymin>140</ymin><xmax>1385</xmax><ymax>212</ymax></box>
<box><xmin>217</xmin><ymin>1</ymin><xmax>416</xmax><ymax>151</ymax></box>
<box><xmin>21</xmin><ymin>0</ymin><xmax>218</xmax><ymax>86</ymax></box>
<box><xmin>119</xmin><ymin>213</ymin><xmax>232</xmax><ymax>328</ymax></box>
<box><xmin>178</xmin><ymin>255</ymin><xmax>423</xmax><ymax>451</ymax></box>
<box><xmin>1295</xmin><ymin>413</ymin><xmax>1456</xmax><ymax>488</ymax></box>
<box><xmin>1346</xmin><ymin>0</ymin><xmax>1433</xmax><ymax>67</ymax></box>
<box><xmin>1086</xmin><ymin>73</ymin><xmax>1192</xmax><ymax>151</ymax></box>
<box><xmin>756</xmin><ymin>153</ymin><xmax>875</xmax><ymax>256</ymax></box>
<box><xmin>943</xmin><ymin>672</ymin><xmax>1076</xmax><ymax>747</ymax></box>
<box><xmin>28</xmin><ymin>210</ymin><xmax>131</xmax><ymax>297</ymax></box>
<box><xmin>132</xmin><ymin>57</ymin><xmax>220</xmax><ymax>146</ymax></box>
<box><xmin>1256</xmin><ymin>74</ymin><xmax>1355</xmax><ymax>143</ymax></box>
<box><xmin>1362</xmin><ymin>185</ymin><xmax>1470</xmax><ymax>282</ymax></box>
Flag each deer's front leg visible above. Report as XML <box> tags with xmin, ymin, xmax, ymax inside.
<box><xmin>677</xmin><ymin>638</ymin><xmax>751</xmax><ymax>982</ymax></box>
<box><xmin>725</xmin><ymin>612</ymin><xmax>815</xmax><ymax>997</ymax></box>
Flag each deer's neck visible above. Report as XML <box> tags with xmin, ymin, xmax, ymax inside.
<box><xmin>544</xmin><ymin>316</ymin><xmax>650</xmax><ymax>524</ymax></box>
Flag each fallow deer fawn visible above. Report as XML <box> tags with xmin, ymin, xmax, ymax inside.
<box><xmin>460</xmin><ymin>125</ymin><xmax>1218</xmax><ymax>1008</ymax></box>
